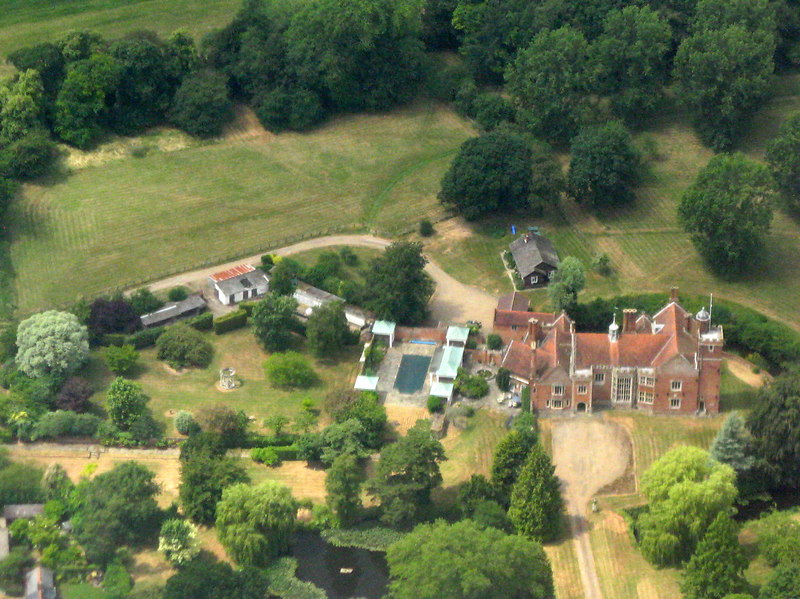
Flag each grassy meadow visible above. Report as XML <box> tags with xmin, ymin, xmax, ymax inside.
<box><xmin>0</xmin><ymin>0</ymin><xmax>240</xmax><ymax>74</ymax></box>
<box><xmin>425</xmin><ymin>74</ymin><xmax>800</xmax><ymax>331</ymax></box>
<box><xmin>9</xmin><ymin>103</ymin><xmax>473</xmax><ymax>312</ymax></box>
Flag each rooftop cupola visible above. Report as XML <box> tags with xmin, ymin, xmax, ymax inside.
<box><xmin>609</xmin><ymin>314</ymin><xmax>619</xmax><ymax>343</ymax></box>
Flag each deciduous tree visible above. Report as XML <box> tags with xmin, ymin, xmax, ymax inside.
<box><xmin>638</xmin><ymin>446</ymin><xmax>737</xmax><ymax>565</ymax></box>
<box><xmin>251</xmin><ymin>294</ymin><xmax>298</xmax><ymax>351</ymax></box>
<box><xmin>506</xmin><ymin>27</ymin><xmax>590</xmax><ymax>141</ymax></box>
<box><xmin>364</xmin><ymin>242</ymin><xmax>434</xmax><ymax>325</ymax></box>
<box><xmin>15</xmin><ymin>310</ymin><xmax>89</xmax><ymax>380</ymax></box>
<box><xmin>306</xmin><ymin>301</ymin><xmax>350</xmax><ymax>357</ymax></box>
<box><xmin>747</xmin><ymin>369</ymin><xmax>800</xmax><ymax>489</ymax></box>
<box><xmin>568</xmin><ymin>121</ymin><xmax>639</xmax><ymax>208</ymax></box>
<box><xmin>158</xmin><ymin>519</ymin><xmax>201</xmax><ymax>566</ymax></box>
<box><xmin>594</xmin><ymin>5</ymin><xmax>672</xmax><ymax>123</ymax></box>
<box><xmin>766</xmin><ymin>112</ymin><xmax>800</xmax><ymax>211</ymax></box>
<box><xmin>438</xmin><ymin>130</ymin><xmax>534</xmax><ymax>220</ymax></box>
<box><xmin>106</xmin><ymin>377</ymin><xmax>148</xmax><ymax>431</ymax></box>
<box><xmin>678</xmin><ymin>153</ymin><xmax>774</xmax><ymax>277</ymax></box>
<box><xmin>169</xmin><ymin>69</ymin><xmax>233</xmax><ymax>137</ymax></box>
<box><xmin>491</xmin><ymin>428</ymin><xmax>537</xmax><ymax>504</ymax></box>
<box><xmin>333</xmin><ymin>391</ymin><xmax>387</xmax><ymax>449</ymax></box>
<box><xmin>216</xmin><ymin>481</ymin><xmax>297</xmax><ymax>566</ymax></box>
<box><xmin>548</xmin><ymin>257</ymin><xmax>586</xmax><ymax>313</ymax></box>
<box><xmin>386</xmin><ymin>519</ymin><xmax>555</xmax><ymax>599</ymax></box>
<box><xmin>104</xmin><ymin>344</ymin><xmax>139</xmax><ymax>375</ymax></box>
<box><xmin>368</xmin><ymin>422</ymin><xmax>446</xmax><ymax>527</ymax></box>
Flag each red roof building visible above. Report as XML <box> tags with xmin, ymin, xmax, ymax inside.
<box><xmin>498</xmin><ymin>288</ymin><xmax>723</xmax><ymax>414</ymax></box>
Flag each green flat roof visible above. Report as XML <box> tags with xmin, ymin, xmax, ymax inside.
<box><xmin>430</xmin><ymin>381</ymin><xmax>454</xmax><ymax>398</ymax></box>
<box><xmin>446</xmin><ymin>326</ymin><xmax>470</xmax><ymax>343</ymax></box>
<box><xmin>436</xmin><ymin>345</ymin><xmax>464</xmax><ymax>379</ymax></box>
<box><xmin>372</xmin><ymin>320</ymin><xmax>396</xmax><ymax>336</ymax></box>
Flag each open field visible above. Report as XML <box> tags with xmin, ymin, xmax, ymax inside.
<box><xmin>9</xmin><ymin>102</ymin><xmax>473</xmax><ymax>313</ymax></box>
<box><xmin>0</xmin><ymin>0</ymin><xmax>240</xmax><ymax>73</ymax></box>
<box><xmin>80</xmin><ymin>327</ymin><xmax>361</xmax><ymax>435</ymax></box>
<box><xmin>425</xmin><ymin>74</ymin><xmax>800</xmax><ymax>331</ymax></box>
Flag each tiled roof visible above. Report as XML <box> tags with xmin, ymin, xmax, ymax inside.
<box><xmin>209</xmin><ymin>264</ymin><xmax>255</xmax><ymax>282</ymax></box>
<box><xmin>494</xmin><ymin>310</ymin><xmax>556</xmax><ymax>328</ymax></box>
<box><xmin>501</xmin><ymin>341</ymin><xmax>534</xmax><ymax>379</ymax></box>
<box><xmin>497</xmin><ymin>291</ymin><xmax>530</xmax><ymax>312</ymax></box>
<box><xmin>573</xmin><ymin>333</ymin><xmax>671</xmax><ymax>369</ymax></box>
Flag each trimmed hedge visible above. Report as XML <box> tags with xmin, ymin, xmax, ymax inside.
<box><xmin>272</xmin><ymin>444</ymin><xmax>300</xmax><ymax>461</ymax></box>
<box><xmin>102</xmin><ymin>333</ymin><xmax>126</xmax><ymax>347</ymax></box>
<box><xmin>246</xmin><ymin>433</ymin><xmax>298</xmax><ymax>448</ymax></box>
<box><xmin>189</xmin><ymin>311</ymin><xmax>213</xmax><ymax>331</ymax></box>
<box><xmin>213</xmin><ymin>309</ymin><xmax>248</xmax><ymax>334</ymax></box>
<box><xmin>125</xmin><ymin>327</ymin><xmax>165</xmax><ymax>349</ymax></box>
<box><xmin>251</xmin><ymin>447</ymin><xmax>280</xmax><ymax>466</ymax></box>
<box><xmin>239</xmin><ymin>300</ymin><xmax>259</xmax><ymax>316</ymax></box>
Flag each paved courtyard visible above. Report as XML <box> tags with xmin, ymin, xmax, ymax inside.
<box><xmin>376</xmin><ymin>342</ymin><xmax>437</xmax><ymax>405</ymax></box>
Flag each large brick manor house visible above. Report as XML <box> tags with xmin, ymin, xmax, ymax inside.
<box><xmin>494</xmin><ymin>288</ymin><xmax>724</xmax><ymax>414</ymax></box>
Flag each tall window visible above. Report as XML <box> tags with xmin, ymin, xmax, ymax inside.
<box><xmin>553</xmin><ymin>385</ymin><xmax>565</xmax><ymax>396</ymax></box>
<box><xmin>670</xmin><ymin>397</ymin><xmax>681</xmax><ymax>409</ymax></box>
<box><xmin>577</xmin><ymin>385</ymin><xmax>587</xmax><ymax>394</ymax></box>
<box><xmin>612</xmin><ymin>373</ymin><xmax>633</xmax><ymax>403</ymax></box>
<box><xmin>638</xmin><ymin>391</ymin><xmax>654</xmax><ymax>405</ymax></box>
<box><xmin>594</xmin><ymin>373</ymin><xmax>605</xmax><ymax>384</ymax></box>
<box><xmin>671</xmin><ymin>380</ymin><xmax>682</xmax><ymax>392</ymax></box>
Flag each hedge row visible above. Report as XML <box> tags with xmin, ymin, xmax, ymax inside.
<box><xmin>239</xmin><ymin>300</ymin><xmax>259</xmax><ymax>316</ymax></box>
<box><xmin>251</xmin><ymin>444</ymin><xmax>300</xmax><ymax>464</ymax></box>
<box><xmin>571</xmin><ymin>293</ymin><xmax>800</xmax><ymax>371</ymax></box>
<box><xmin>246</xmin><ymin>433</ymin><xmax>298</xmax><ymax>448</ymax></box>
<box><xmin>189</xmin><ymin>311</ymin><xmax>213</xmax><ymax>331</ymax></box>
<box><xmin>213</xmin><ymin>309</ymin><xmax>248</xmax><ymax>334</ymax></box>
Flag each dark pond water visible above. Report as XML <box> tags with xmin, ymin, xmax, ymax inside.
<box><xmin>291</xmin><ymin>531</ymin><xmax>389</xmax><ymax>599</ymax></box>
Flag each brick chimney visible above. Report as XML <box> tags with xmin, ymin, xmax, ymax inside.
<box><xmin>622</xmin><ymin>309</ymin><xmax>637</xmax><ymax>333</ymax></box>
<box><xmin>528</xmin><ymin>318</ymin><xmax>540</xmax><ymax>348</ymax></box>
<box><xmin>670</xmin><ymin>286</ymin><xmax>679</xmax><ymax>303</ymax></box>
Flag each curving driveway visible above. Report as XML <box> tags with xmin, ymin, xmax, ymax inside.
<box><xmin>147</xmin><ymin>234</ymin><xmax>498</xmax><ymax>326</ymax></box>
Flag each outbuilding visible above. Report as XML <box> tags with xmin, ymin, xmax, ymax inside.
<box><xmin>140</xmin><ymin>295</ymin><xmax>206</xmax><ymax>328</ymax></box>
<box><xmin>208</xmin><ymin>265</ymin><xmax>269</xmax><ymax>305</ymax></box>
<box><xmin>508</xmin><ymin>232</ymin><xmax>560</xmax><ymax>288</ymax></box>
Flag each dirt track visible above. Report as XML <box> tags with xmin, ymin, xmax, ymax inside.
<box><xmin>552</xmin><ymin>418</ymin><xmax>633</xmax><ymax>599</ymax></box>
<box><xmin>146</xmin><ymin>234</ymin><xmax>498</xmax><ymax>326</ymax></box>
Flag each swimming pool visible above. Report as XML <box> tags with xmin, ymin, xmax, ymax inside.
<box><xmin>393</xmin><ymin>354</ymin><xmax>432</xmax><ymax>394</ymax></box>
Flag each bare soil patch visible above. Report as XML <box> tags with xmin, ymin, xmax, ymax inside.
<box><xmin>724</xmin><ymin>353</ymin><xmax>772</xmax><ymax>388</ymax></box>
<box><xmin>384</xmin><ymin>404</ymin><xmax>430</xmax><ymax>436</ymax></box>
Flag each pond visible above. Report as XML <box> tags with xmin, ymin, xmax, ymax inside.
<box><xmin>291</xmin><ymin>532</ymin><xmax>389</xmax><ymax>599</ymax></box>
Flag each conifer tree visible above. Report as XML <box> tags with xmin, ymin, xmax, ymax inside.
<box><xmin>711</xmin><ymin>412</ymin><xmax>755</xmax><ymax>474</ymax></box>
<box><xmin>507</xmin><ymin>443</ymin><xmax>563</xmax><ymax>542</ymax></box>
<box><xmin>681</xmin><ymin>511</ymin><xmax>747</xmax><ymax>599</ymax></box>
<box><xmin>491</xmin><ymin>430</ymin><xmax>536</xmax><ymax>505</ymax></box>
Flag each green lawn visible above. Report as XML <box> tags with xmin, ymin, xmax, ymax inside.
<box><xmin>0</xmin><ymin>0</ymin><xmax>240</xmax><ymax>74</ymax></box>
<box><xmin>60</xmin><ymin>583</ymin><xmax>108</xmax><ymax>599</ymax></box>
<box><xmin>9</xmin><ymin>102</ymin><xmax>472</xmax><ymax>313</ymax></box>
<box><xmin>425</xmin><ymin>74</ymin><xmax>800</xmax><ymax>330</ymax></box>
<box><xmin>80</xmin><ymin>327</ymin><xmax>360</xmax><ymax>436</ymax></box>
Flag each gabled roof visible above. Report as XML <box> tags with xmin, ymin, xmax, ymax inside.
<box><xmin>494</xmin><ymin>310</ymin><xmax>556</xmax><ymax>328</ymax></box>
<box><xmin>140</xmin><ymin>295</ymin><xmax>206</xmax><ymax>327</ymax></box>
<box><xmin>501</xmin><ymin>341</ymin><xmax>534</xmax><ymax>379</ymax></box>
<box><xmin>446</xmin><ymin>326</ymin><xmax>470</xmax><ymax>344</ymax></box>
<box><xmin>497</xmin><ymin>291</ymin><xmax>530</xmax><ymax>312</ymax></box>
<box><xmin>209</xmin><ymin>264</ymin><xmax>255</xmax><ymax>282</ymax></box>
<box><xmin>509</xmin><ymin>234</ymin><xmax>560</xmax><ymax>277</ymax></box>
<box><xmin>213</xmin><ymin>268</ymin><xmax>269</xmax><ymax>296</ymax></box>
<box><xmin>372</xmin><ymin>320</ymin><xmax>396</xmax><ymax>336</ymax></box>
<box><xmin>435</xmin><ymin>345</ymin><xmax>465</xmax><ymax>379</ymax></box>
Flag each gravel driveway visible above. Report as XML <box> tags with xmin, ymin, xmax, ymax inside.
<box><xmin>551</xmin><ymin>418</ymin><xmax>633</xmax><ymax>599</ymax></box>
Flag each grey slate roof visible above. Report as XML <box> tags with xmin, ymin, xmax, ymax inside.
<box><xmin>25</xmin><ymin>566</ymin><xmax>56</xmax><ymax>599</ymax></box>
<box><xmin>214</xmin><ymin>268</ymin><xmax>269</xmax><ymax>296</ymax></box>
<box><xmin>509</xmin><ymin>234</ymin><xmax>559</xmax><ymax>278</ymax></box>
<box><xmin>140</xmin><ymin>295</ymin><xmax>206</xmax><ymax>327</ymax></box>
<box><xmin>2</xmin><ymin>505</ymin><xmax>44</xmax><ymax>521</ymax></box>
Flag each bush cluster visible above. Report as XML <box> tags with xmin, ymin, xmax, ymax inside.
<box><xmin>455</xmin><ymin>368</ymin><xmax>489</xmax><ymax>399</ymax></box>
<box><xmin>156</xmin><ymin>325</ymin><xmax>213</xmax><ymax>369</ymax></box>
<box><xmin>31</xmin><ymin>410</ymin><xmax>101</xmax><ymax>440</ymax></box>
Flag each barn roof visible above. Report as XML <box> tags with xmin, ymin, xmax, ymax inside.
<box><xmin>213</xmin><ymin>268</ymin><xmax>269</xmax><ymax>296</ymax></box>
<box><xmin>209</xmin><ymin>264</ymin><xmax>255</xmax><ymax>282</ymax></box>
<box><xmin>497</xmin><ymin>291</ymin><xmax>530</xmax><ymax>312</ymax></box>
<box><xmin>509</xmin><ymin>234</ymin><xmax>559</xmax><ymax>278</ymax></box>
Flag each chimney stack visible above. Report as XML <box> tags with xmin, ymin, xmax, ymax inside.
<box><xmin>670</xmin><ymin>287</ymin><xmax>679</xmax><ymax>303</ymax></box>
<box><xmin>528</xmin><ymin>318</ymin><xmax>541</xmax><ymax>348</ymax></box>
<box><xmin>622</xmin><ymin>309</ymin><xmax>637</xmax><ymax>333</ymax></box>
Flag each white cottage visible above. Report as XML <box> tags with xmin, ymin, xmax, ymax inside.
<box><xmin>209</xmin><ymin>264</ymin><xmax>269</xmax><ymax>305</ymax></box>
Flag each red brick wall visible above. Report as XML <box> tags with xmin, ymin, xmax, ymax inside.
<box><xmin>394</xmin><ymin>327</ymin><xmax>447</xmax><ymax>343</ymax></box>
